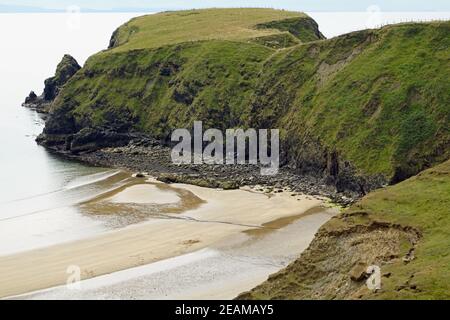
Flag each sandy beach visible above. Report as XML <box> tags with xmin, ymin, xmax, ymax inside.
<box><xmin>0</xmin><ymin>176</ymin><xmax>338</xmax><ymax>299</ymax></box>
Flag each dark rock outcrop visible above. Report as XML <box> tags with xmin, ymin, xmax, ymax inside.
<box><xmin>43</xmin><ymin>55</ymin><xmax>81</xmax><ymax>101</ymax></box>
<box><xmin>37</xmin><ymin>126</ymin><xmax>149</xmax><ymax>155</ymax></box>
<box><xmin>24</xmin><ymin>91</ymin><xmax>38</xmax><ymax>104</ymax></box>
<box><xmin>108</xmin><ymin>28</ymin><xmax>120</xmax><ymax>49</ymax></box>
<box><xmin>22</xmin><ymin>54</ymin><xmax>81</xmax><ymax>112</ymax></box>
<box><xmin>69</xmin><ymin>127</ymin><xmax>135</xmax><ymax>154</ymax></box>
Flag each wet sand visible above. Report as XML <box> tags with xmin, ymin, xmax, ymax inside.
<box><xmin>0</xmin><ymin>178</ymin><xmax>338</xmax><ymax>299</ymax></box>
<box><xmin>109</xmin><ymin>184</ymin><xmax>181</xmax><ymax>204</ymax></box>
<box><xmin>16</xmin><ymin>208</ymin><xmax>336</xmax><ymax>300</ymax></box>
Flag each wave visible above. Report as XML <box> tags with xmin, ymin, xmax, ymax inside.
<box><xmin>0</xmin><ymin>171</ymin><xmax>129</xmax><ymax>222</ymax></box>
<box><xmin>63</xmin><ymin>170</ymin><xmax>121</xmax><ymax>190</ymax></box>
<box><xmin>0</xmin><ymin>170</ymin><xmax>121</xmax><ymax>205</ymax></box>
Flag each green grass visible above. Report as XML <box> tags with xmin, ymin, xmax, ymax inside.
<box><xmin>49</xmin><ymin>10</ymin><xmax>450</xmax><ymax>185</ymax></box>
<box><xmin>245</xmin><ymin>22</ymin><xmax>450</xmax><ymax>180</ymax></box>
<box><xmin>108</xmin><ymin>8</ymin><xmax>312</xmax><ymax>52</ymax></box>
<box><xmin>349</xmin><ymin>160</ymin><xmax>450</xmax><ymax>299</ymax></box>
<box><xmin>240</xmin><ymin>160</ymin><xmax>450</xmax><ymax>300</ymax></box>
<box><xmin>58</xmin><ymin>40</ymin><xmax>274</xmax><ymax>138</ymax></box>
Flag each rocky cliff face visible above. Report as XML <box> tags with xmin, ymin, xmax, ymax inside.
<box><xmin>43</xmin><ymin>54</ymin><xmax>81</xmax><ymax>101</ymax></box>
<box><xmin>34</xmin><ymin>11</ymin><xmax>450</xmax><ymax>196</ymax></box>
<box><xmin>23</xmin><ymin>54</ymin><xmax>81</xmax><ymax>112</ymax></box>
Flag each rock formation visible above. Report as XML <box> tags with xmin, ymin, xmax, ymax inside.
<box><xmin>22</xmin><ymin>54</ymin><xmax>81</xmax><ymax>112</ymax></box>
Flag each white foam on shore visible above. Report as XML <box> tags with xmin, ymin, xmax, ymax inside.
<box><xmin>64</xmin><ymin>170</ymin><xmax>122</xmax><ymax>190</ymax></box>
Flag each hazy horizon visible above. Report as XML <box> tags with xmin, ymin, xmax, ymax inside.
<box><xmin>1</xmin><ymin>0</ymin><xmax>450</xmax><ymax>13</ymax></box>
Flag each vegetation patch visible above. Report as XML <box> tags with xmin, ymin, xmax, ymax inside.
<box><xmin>43</xmin><ymin>10</ymin><xmax>450</xmax><ymax>193</ymax></box>
<box><xmin>239</xmin><ymin>160</ymin><xmax>450</xmax><ymax>299</ymax></box>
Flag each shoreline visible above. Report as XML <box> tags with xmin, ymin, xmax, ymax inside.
<box><xmin>0</xmin><ymin>177</ymin><xmax>339</xmax><ymax>299</ymax></box>
<box><xmin>15</xmin><ymin>208</ymin><xmax>332</xmax><ymax>300</ymax></box>
<box><xmin>41</xmin><ymin>141</ymin><xmax>358</xmax><ymax>207</ymax></box>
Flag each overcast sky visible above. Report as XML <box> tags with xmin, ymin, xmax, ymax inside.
<box><xmin>1</xmin><ymin>0</ymin><xmax>449</xmax><ymax>12</ymax></box>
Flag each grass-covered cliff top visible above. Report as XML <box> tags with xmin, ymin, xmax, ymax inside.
<box><xmin>107</xmin><ymin>8</ymin><xmax>323</xmax><ymax>52</ymax></box>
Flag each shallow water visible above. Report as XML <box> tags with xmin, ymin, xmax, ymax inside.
<box><xmin>0</xmin><ymin>13</ymin><xmax>146</xmax><ymax>255</ymax></box>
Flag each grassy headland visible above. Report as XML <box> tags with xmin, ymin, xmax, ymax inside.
<box><xmin>107</xmin><ymin>8</ymin><xmax>322</xmax><ymax>52</ymax></box>
<box><xmin>42</xmin><ymin>9</ymin><xmax>449</xmax><ymax>193</ymax></box>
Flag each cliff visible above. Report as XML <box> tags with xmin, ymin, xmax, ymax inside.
<box><xmin>36</xmin><ymin>9</ymin><xmax>449</xmax><ymax>194</ymax></box>
<box><xmin>23</xmin><ymin>54</ymin><xmax>81</xmax><ymax>112</ymax></box>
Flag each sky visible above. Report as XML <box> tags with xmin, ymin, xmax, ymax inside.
<box><xmin>1</xmin><ymin>0</ymin><xmax>450</xmax><ymax>12</ymax></box>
